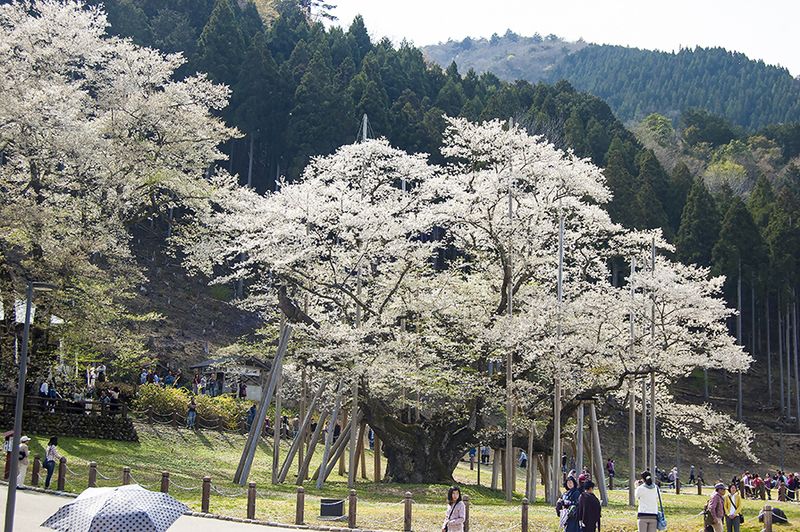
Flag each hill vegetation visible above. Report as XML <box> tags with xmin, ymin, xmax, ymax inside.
<box><xmin>424</xmin><ymin>33</ymin><xmax>800</xmax><ymax>130</ymax></box>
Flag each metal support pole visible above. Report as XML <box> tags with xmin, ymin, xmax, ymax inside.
<box><xmin>4</xmin><ymin>281</ymin><xmax>33</xmax><ymax>532</ymax></box>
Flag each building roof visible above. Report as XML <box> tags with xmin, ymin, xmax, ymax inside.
<box><xmin>189</xmin><ymin>355</ymin><xmax>270</xmax><ymax>371</ymax></box>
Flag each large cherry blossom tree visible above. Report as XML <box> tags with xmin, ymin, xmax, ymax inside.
<box><xmin>183</xmin><ymin>116</ymin><xmax>752</xmax><ymax>482</ymax></box>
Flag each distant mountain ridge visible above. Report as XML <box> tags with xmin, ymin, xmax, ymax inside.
<box><xmin>423</xmin><ymin>32</ymin><xmax>800</xmax><ymax>130</ymax></box>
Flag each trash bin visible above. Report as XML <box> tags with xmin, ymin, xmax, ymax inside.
<box><xmin>320</xmin><ymin>498</ymin><xmax>344</xmax><ymax>517</ymax></box>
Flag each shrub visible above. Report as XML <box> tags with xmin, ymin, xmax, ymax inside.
<box><xmin>131</xmin><ymin>384</ymin><xmax>251</xmax><ymax>429</ymax></box>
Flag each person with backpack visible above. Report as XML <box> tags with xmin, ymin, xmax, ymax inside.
<box><xmin>17</xmin><ymin>435</ymin><xmax>30</xmax><ymax>486</ymax></box>
<box><xmin>441</xmin><ymin>485</ymin><xmax>465</xmax><ymax>532</ymax></box>
<box><xmin>556</xmin><ymin>475</ymin><xmax>582</xmax><ymax>532</ymax></box>
<box><xmin>635</xmin><ymin>471</ymin><xmax>662</xmax><ymax>532</ymax></box>
<box><xmin>723</xmin><ymin>482</ymin><xmax>743</xmax><ymax>532</ymax></box>
<box><xmin>708</xmin><ymin>482</ymin><xmax>726</xmax><ymax>532</ymax></box>
<box><xmin>577</xmin><ymin>480</ymin><xmax>601</xmax><ymax>532</ymax></box>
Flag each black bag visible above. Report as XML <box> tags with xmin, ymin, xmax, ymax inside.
<box><xmin>738</xmin><ymin>514</ymin><xmax>744</xmax><ymax>524</ymax></box>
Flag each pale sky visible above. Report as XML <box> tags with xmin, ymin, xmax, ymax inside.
<box><xmin>329</xmin><ymin>0</ymin><xmax>800</xmax><ymax>76</ymax></box>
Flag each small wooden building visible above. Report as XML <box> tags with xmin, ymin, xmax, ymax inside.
<box><xmin>189</xmin><ymin>355</ymin><xmax>270</xmax><ymax>401</ymax></box>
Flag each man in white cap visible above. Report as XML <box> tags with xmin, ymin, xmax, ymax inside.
<box><xmin>17</xmin><ymin>435</ymin><xmax>30</xmax><ymax>486</ymax></box>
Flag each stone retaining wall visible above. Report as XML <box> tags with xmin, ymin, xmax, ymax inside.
<box><xmin>0</xmin><ymin>412</ymin><xmax>138</xmax><ymax>441</ymax></box>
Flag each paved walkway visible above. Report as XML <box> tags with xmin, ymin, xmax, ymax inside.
<box><xmin>0</xmin><ymin>485</ymin><xmax>293</xmax><ymax>531</ymax></box>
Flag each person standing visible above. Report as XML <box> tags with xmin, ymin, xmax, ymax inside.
<box><xmin>578</xmin><ymin>480</ymin><xmax>601</xmax><ymax>532</ymax></box>
<box><xmin>723</xmin><ymin>482</ymin><xmax>742</xmax><ymax>532</ymax></box>
<box><xmin>519</xmin><ymin>450</ymin><xmax>528</xmax><ymax>469</ymax></box>
<box><xmin>186</xmin><ymin>398</ymin><xmax>197</xmax><ymax>429</ymax></box>
<box><xmin>557</xmin><ymin>476</ymin><xmax>582</xmax><ymax>532</ymax></box>
<box><xmin>17</xmin><ymin>436</ymin><xmax>30</xmax><ymax>486</ymax></box>
<box><xmin>44</xmin><ymin>436</ymin><xmax>62</xmax><ymax>489</ymax></box>
<box><xmin>481</xmin><ymin>446</ymin><xmax>490</xmax><ymax>465</ymax></box>
<box><xmin>442</xmin><ymin>485</ymin><xmax>466</xmax><ymax>532</ymax></box>
<box><xmin>635</xmin><ymin>471</ymin><xmax>661</xmax><ymax>532</ymax></box>
<box><xmin>708</xmin><ymin>482</ymin><xmax>726</xmax><ymax>532</ymax></box>
<box><xmin>689</xmin><ymin>465</ymin><xmax>696</xmax><ymax>485</ymax></box>
<box><xmin>3</xmin><ymin>433</ymin><xmax>13</xmax><ymax>480</ymax></box>
<box><xmin>607</xmin><ymin>458</ymin><xmax>615</xmax><ymax>481</ymax></box>
<box><xmin>246</xmin><ymin>404</ymin><xmax>257</xmax><ymax>432</ymax></box>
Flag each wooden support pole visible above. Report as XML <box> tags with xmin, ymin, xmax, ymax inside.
<box><xmin>403</xmin><ymin>491</ymin><xmax>412</xmax><ymax>532</ymax></box>
<box><xmin>234</xmin><ymin>325</ymin><xmax>292</xmax><ymax>484</ymax></box>
<box><xmin>348</xmin><ymin>375</ymin><xmax>360</xmax><ymax>489</ymax></box>
<box><xmin>576</xmin><ymin>402</ymin><xmax>585</xmax><ymax>474</ymax></box>
<box><xmin>589</xmin><ymin>402</ymin><xmax>608</xmax><ymax>506</ymax></box>
<box><xmin>278</xmin><ymin>383</ymin><xmax>324</xmax><ymax>483</ymax></box>
<box><xmin>525</xmin><ymin>427</ymin><xmax>535</xmax><ymax>501</ymax></box>
<box><xmin>352</xmin><ymin>422</ymin><xmax>367</xmax><ymax>481</ymax></box>
<box><xmin>247</xmin><ymin>482</ymin><xmax>256</xmax><ymax>519</ymax></box>
<box><xmin>88</xmin><ymin>461</ymin><xmax>97</xmax><ymax>488</ymax></box>
<box><xmin>373</xmin><ymin>435</ymin><xmax>382</xmax><ymax>482</ymax></box>
<box><xmin>552</xmin><ymin>377</ymin><xmax>562</xmax><ymax>504</ymax></box>
<box><xmin>201</xmin><ymin>476</ymin><xmax>211</xmax><ymax>513</ymax></box>
<box><xmin>338</xmin><ymin>408</ymin><xmax>349</xmax><ymax>477</ymax></box>
<box><xmin>359</xmin><ymin>424</ymin><xmax>367</xmax><ymax>479</ymax></box>
<box><xmin>628</xmin><ymin>377</ymin><xmax>636</xmax><ymax>507</ymax></box>
<box><xmin>297</xmin><ymin>407</ymin><xmax>329</xmax><ymax>484</ymax></box>
<box><xmin>122</xmin><ymin>466</ymin><xmax>130</xmax><ymax>486</ymax></box>
<box><xmin>318</xmin><ymin>412</ymin><xmax>360</xmax><ymax>484</ymax></box>
<box><xmin>491</xmin><ymin>448</ymin><xmax>500</xmax><ymax>491</ymax></box>
<box><xmin>161</xmin><ymin>471</ymin><xmax>169</xmax><ymax>493</ymax></box>
<box><xmin>295</xmin><ymin>487</ymin><xmax>305</xmax><ymax>524</ymax></box>
<box><xmin>272</xmin><ymin>371</ymin><xmax>282</xmax><ymax>484</ymax></box>
<box><xmin>348</xmin><ymin>489</ymin><xmax>357</xmax><ymax>528</ymax></box>
<box><xmin>501</xmin><ymin>448</ymin><xmax>507</xmax><ymax>494</ymax></box>
<box><xmin>764</xmin><ymin>505</ymin><xmax>773</xmax><ymax>532</ymax></box>
<box><xmin>316</xmin><ymin>381</ymin><xmax>345</xmax><ymax>489</ymax></box>
<box><xmin>298</xmin><ymin>367</ymin><xmax>306</xmax><ymax>473</ymax></box>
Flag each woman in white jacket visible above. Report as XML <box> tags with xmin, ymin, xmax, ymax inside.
<box><xmin>635</xmin><ymin>471</ymin><xmax>661</xmax><ymax>532</ymax></box>
<box><xmin>442</xmin><ymin>485</ymin><xmax>466</xmax><ymax>532</ymax></box>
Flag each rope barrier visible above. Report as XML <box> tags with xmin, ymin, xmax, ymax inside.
<box><xmin>128</xmin><ymin>473</ymin><xmax>157</xmax><ymax>490</ymax></box>
<box><xmin>170</xmin><ymin>480</ymin><xmax>201</xmax><ymax>491</ymax></box>
<box><xmin>210</xmin><ymin>483</ymin><xmax>246</xmax><ymax>497</ymax></box>
<box><xmin>94</xmin><ymin>468</ymin><xmax>112</xmax><ymax>481</ymax></box>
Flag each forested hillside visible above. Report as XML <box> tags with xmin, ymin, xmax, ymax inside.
<box><xmin>424</xmin><ymin>33</ymin><xmax>800</xmax><ymax>130</ymax></box>
<box><xmin>6</xmin><ymin>0</ymin><xmax>797</xmax><ymax>423</ymax></box>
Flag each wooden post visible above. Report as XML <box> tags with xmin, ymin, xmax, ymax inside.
<box><xmin>403</xmin><ymin>491</ymin><xmax>412</xmax><ymax>532</ymax></box>
<box><xmin>161</xmin><ymin>471</ymin><xmax>170</xmax><ymax>493</ymax></box>
<box><xmin>318</xmin><ymin>412</ymin><xmax>360</xmax><ymax>483</ymax></box>
<box><xmin>247</xmin><ymin>482</ymin><xmax>256</xmax><ymax>519</ymax></box>
<box><xmin>463</xmin><ymin>494</ymin><xmax>470</xmax><ymax>532</ymax></box>
<box><xmin>57</xmin><ymin>457</ymin><xmax>66</xmax><ymax>491</ymax></box>
<box><xmin>697</xmin><ymin>481</ymin><xmax>702</xmax><ymax>496</ymax></box>
<box><xmin>122</xmin><ymin>466</ymin><xmax>131</xmax><ymax>485</ymax></box>
<box><xmin>764</xmin><ymin>505</ymin><xmax>773</xmax><ymax>532</ymax></box>
<box><xmin>348</xmin><ymin>374</ymin><xmax>360</xmax><ymax>489</ymax></box>
<box><xmin>373</xmin><ymin>435</ymin><xmax>381</xmax><ymax>482</ymax></box>
<box><xmin>526</xmin><ymin>428</ymin><xmax>535</xmax><ymax>501</ymax></box>
<box><xmin>201</xmin><ymin>476</ymin><xmax>211</xmax><ymax>513</ymax></box>
<box><xmin>171</xmin><ymin>411</ymin><xmax>178</xmax><ymax>428</ymax></box>
<box><xmin>676</xmin><ymin>478</ymin><xmax>680</xmax><ymax>495</ymax></box>
<box><xmin>348</xmin><ymin>489</ymin><xmax>357</xmax><ymax>528</ymax></box>
<box><xmin>31</xmin><ymin>456</ymin><xmax>40</xmax><ymax>487</ymax></box>
<box><xmin>88</xmin><ymin>461</ymin><xmax>97</xmax><ymax>488</ymax></box>
<box><xmin>298</xmin><ymin>366</ymin><xmax>306</xmax><ymax>474</ymax></box>
<box><xmin>295</xmin><ymin>487</ymin><xmax>305</xmax><ymax>525</ymax></box>
<box><xmin>521</xmin><ymin>497</ymin><xmax>529</xmax><ymax>532</ymax></box>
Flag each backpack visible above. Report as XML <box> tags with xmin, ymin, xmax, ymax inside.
<box><xmin>703</xmin><ymin>502</ymin><xmax>714</xmax><ymax>527</ymax></box>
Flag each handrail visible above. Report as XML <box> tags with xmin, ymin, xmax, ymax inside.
<box><xmin>0</xmin><ymin>394</ymin><xmax>129</xmax><ymax>419</ymax></box>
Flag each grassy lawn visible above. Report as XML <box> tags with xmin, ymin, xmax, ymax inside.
<box><xmin>18</xmin><ymin>423</ymin><xmax>800</xmax><ymax>531</ymax></box>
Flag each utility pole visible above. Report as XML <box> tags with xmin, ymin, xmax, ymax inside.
<box><xmin>628</xmin><ymin>256</ymin><xmax>636</xmax><ymax>507</ymax></box>
<box><xmin>552</xmin><ymin>208</ymin><xmax>564</xmax><ymax>503</ymax></box>
<box><xmin>505</xmin><ymin>117</ymin><xmax>515</xmax><ymax>502</ymax></box>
